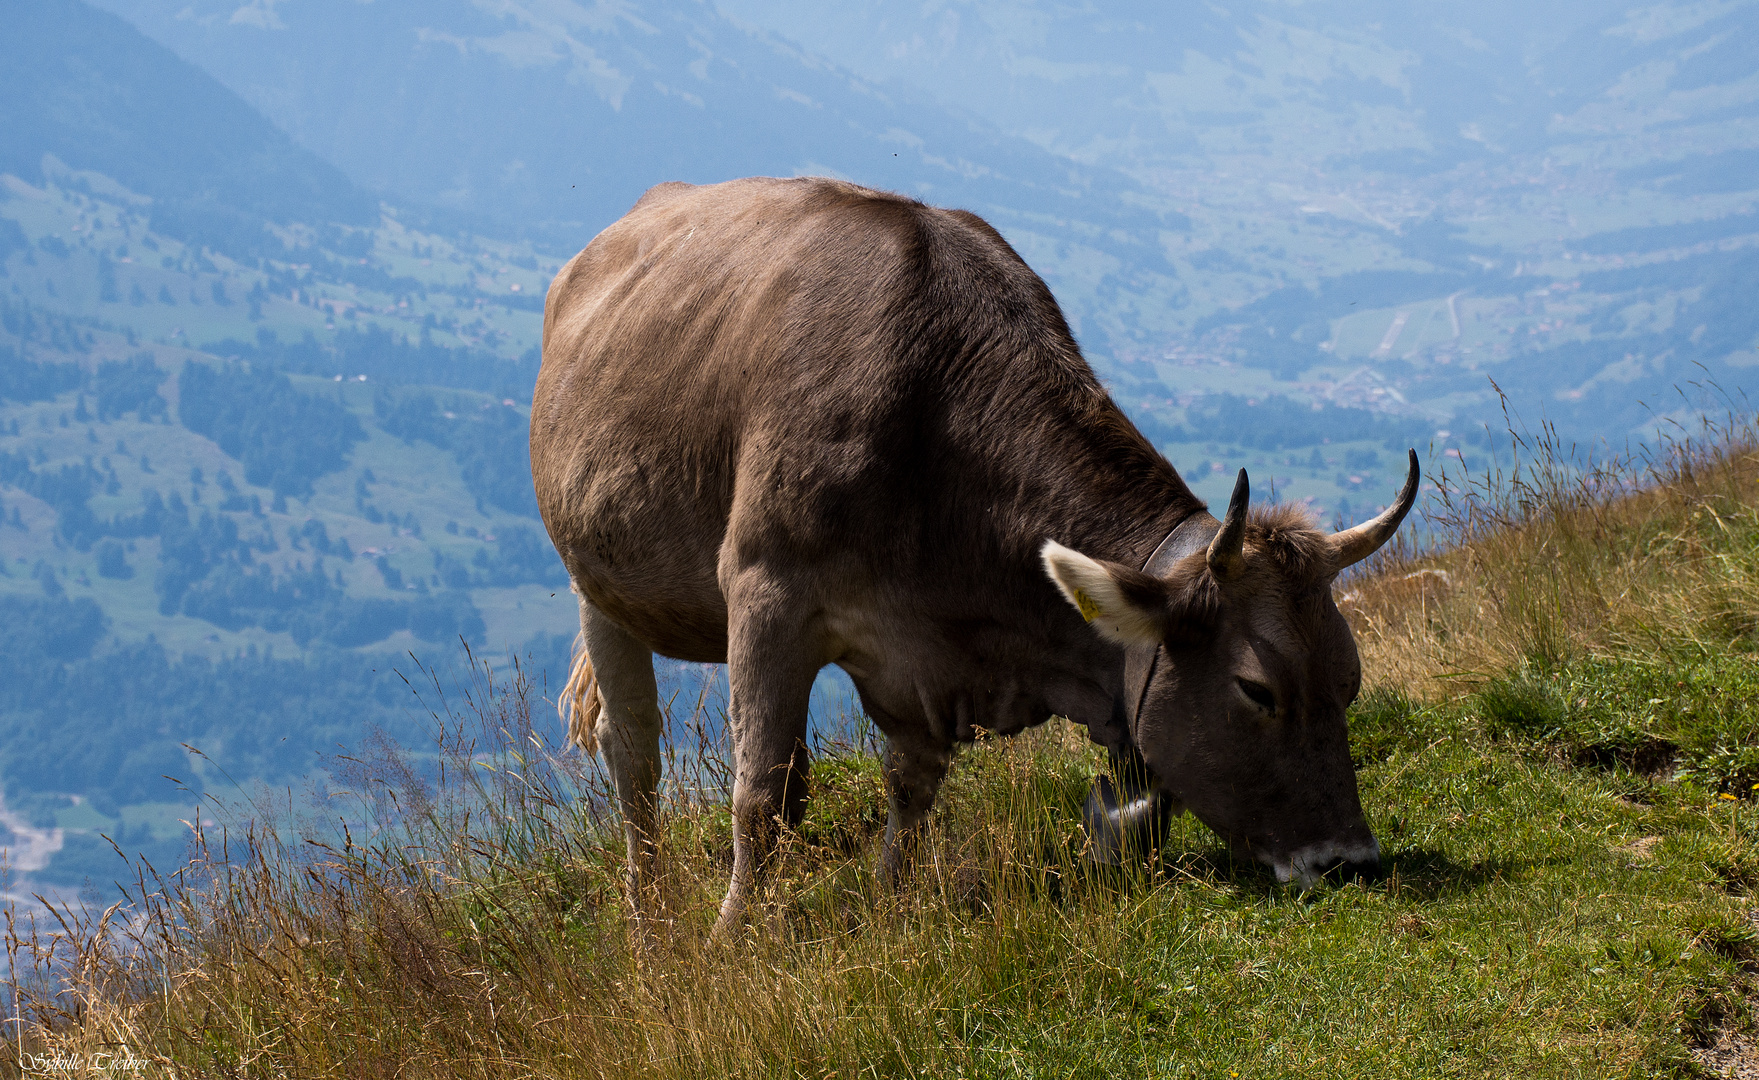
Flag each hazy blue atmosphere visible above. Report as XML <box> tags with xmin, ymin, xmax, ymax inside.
<box><xmin>5</xmin><ymin>0</ymin><xmax>1759</xmax><ymax>894</ymax></box>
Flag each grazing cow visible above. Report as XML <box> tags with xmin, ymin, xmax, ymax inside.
<box><xmin>531</xmin><ymin>177</ymin><xmax>1417</xmax><ymax>932</ymax></box>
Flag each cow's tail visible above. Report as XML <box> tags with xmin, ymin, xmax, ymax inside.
<box><xmin>559</xmin><ymin>630</ymin><xmax>601</xmax><ymax>754</ymax></box>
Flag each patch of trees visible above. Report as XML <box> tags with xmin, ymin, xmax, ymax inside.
<box><xmin>189</xmin><ymin>328</ymin><xmax>543</xmax><ymax>519</ymax></box>
<box><xmin>174</xmin><ymin>555</ymin><xmax>483</xmax><ymax>649</ymax></box>
<box><xmin>98</xmin><ymin>254</ymin><xmax>121</xmax><ymax>303</ymax></box>
<box><xmin>134</xmin><ymin>490</ymin><xmax>482</xmax><ymax>648</ymax></box>
<box><xmin>0</xmin><ymin>449</ymin><xmax>107</xmax><ymax>548</ymax></box>
<box><xmin>0</xmin><ymin>345</ymin><xmax>169</xmax><ymax>415</ymax></box>
<box><xmin>290</xmin><ymin>516</ymin><xmax>352</xmax><ymax>559</ymax></box>
<box><xmin>1573</xmin><ymin>212</ymin><xmax>1757</xmax><ymax>257</ymax></box>
<box><xmin>1120</xmin><ymin>393</ymin><xmax>1416</xmax><ymax>453</ymax></box>
<box><xmin>430</xmin><ymin>525</ymin><xmax>566</xmax><ymax>589</ymax></box>
<box><xmin>1489</xmin><ymin>246</ymin><xmax>1759</xmax><ymax>436</ymax></box>
<box><xmin>0</xmin><ymin>596</ymin><xmax>414</xmax><ymax>810</ymax></box>
<box><xmin>150</xmin><ymin>197</ymin><xmax>286</xmax><ymax>262</ymax></box>
<box><xmin>0</xmin><ymin>593</ymin><xmax>108</xmax><ymax>664</ymax></box>
<box><xmin>1</xmin><ymin>294</ymin><xmax>94</xmax><ymax>355</ymax></box>
<box><xmin>1621</xmin><ymin>150</ymin><xmax>1759</xmax><ymax>197</ymax></box>
<box><xmin>499</xmin><ymin>292</ymin><xmax>544</xmax><ymax>313</ymax></box>
<box><xmin>1192</xmin><ymin>270</ymin><xmax>1474</xmax><ymax>380</ymax></box>
<box><xmin>481</xmin><ymin>525</ymin><xmax>566</xmax><ymax>585</ymax></box>
<box><xmin>94</xmin><ymin>538</ymin><xmax>133</xmax><ymax>578</ymax></box>
<box><xmin>179</xmin><ymin>360</ymin><xmax>364</xmax><ymax>497</ymax></box>
<box><xmin>0</xmin><ymin>447</ymin><xmax>485</xmax><ymax>649</ymax></box>
<box><xmin>0</xmin><ymin>344</ymin><xmax>82</xmax><ymax>402</ymax></box>
<box><xmin>1584</xmin><ymin>247</ymin><xmax>1759</xmax><ymax>360</ymax></box>
<box><xmin>92</xmin><ymin>352</ymin><xmax>169</xmax><ymax>420</ymax></box>
<box><xmin>0</xmin><ymin>607</ymin><xmax>565</xmax><ymax>886</ymax></box>
<box><xmin>152</xmin><ymin>493</ymin><xmax>275</xmax><ymax>613</ymax></box>
<box><xmin>211</xmin><ymin>326</ymin><xmax>539</xmax><ymax>400</ymax></box>
<box><xmin>1181</xmin><ymin>394</ymin><xmax>1416</xmax><ymax>452</ymax></box>
<box><xmin>375</xmin><ymin>388</ymin><xmax>540</xmax><ymax>518</ymax></box>
<box><xmin>0</xmin><ymin>217</ymin><xmax>25</xmax><ymax>261</ymax></box>
<box><xmin>336</xmin><ymin>327</ymin><xmax>538</xmax><ymax>399</ymax></box>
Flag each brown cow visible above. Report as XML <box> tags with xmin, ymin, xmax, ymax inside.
<box><xmin>531</xmin><ymin>177</ymin><xmax>1416</xmax><ymax>932</ymax></box>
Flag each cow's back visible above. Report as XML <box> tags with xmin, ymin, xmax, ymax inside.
<box><xmin>533</xmin><ymin>177</ymin><xmax>1160</xmax><ymax>666</ymax></box>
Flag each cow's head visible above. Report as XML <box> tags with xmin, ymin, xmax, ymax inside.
<box><xmin>1041</xmin><ymin>451</ymin><xmax>1419</xmax><ymax>886</ymax></box>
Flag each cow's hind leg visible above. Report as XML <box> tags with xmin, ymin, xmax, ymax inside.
<box><xmin>570</xmin><ymin>595</ymin><xmax>666</xmax><ymax>919</ymax></box>
<box><xmin>713</xmin><ymin>578</ymin><xmax>821</xmax><ymax>937</ymax></box>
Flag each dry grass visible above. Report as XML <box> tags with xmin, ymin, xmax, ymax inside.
<box><xmin>1346</xmin><ymin>395</ymin><xmax>1759</xmax><ymax>699</ymax></box>
<box><xmin>1</xmin><ymin>658</ymin><xmax>1134</xmax><ymax>1078</ymax></box>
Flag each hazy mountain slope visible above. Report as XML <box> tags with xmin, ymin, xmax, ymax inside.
<box><xmin>82</xmin><ymin>1</ymin><xmax>1235</xmax><ymax>360</ymax></box>
<box><xmin>0</xmin><ymin>4</ymin><xmax>589</xmax><ymax>890</ymax></box>
<box><xmin>708</xmin><ymin>0</ymin><xmax>1759</xmax><ymax>301</ymax></box>
<box><xmin>49</xmin><ymin>0</ymin><xmax>1759</xmax><ymax>473</ymax></box>
<box><xmin>0</xmin><ymin>266</ymin><xmax>763</xmax><ymax>888</ymax></box>
<box><xmin>709</xmin><ymin>0</ymin><xmax>1727</xmax><ymax>173</ymax></box>
<box><xmin>702</xmin><ymin>0</ymin><xmax>1759</xmax><ymax>446</ymax></box>
<box><xmin>0</xmin><ymin>0</ymin><xmax>374</xmax><ymax>257</ymax></box>
<box><xmin>85</xmin><ymin>0</ymin><xmax>1177</xmax><ymax>240</ymax></box>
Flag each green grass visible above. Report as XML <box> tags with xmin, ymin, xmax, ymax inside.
<box><xmin>1477</xmin><ymin>652</ymin><xmax>1759</xmax><ymax>796</ymax></box>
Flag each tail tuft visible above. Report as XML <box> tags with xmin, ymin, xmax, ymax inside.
<box><xmin>559</xmin><ymin>630</ymin><xmax>601</xmax><ymax>754</ymax></box>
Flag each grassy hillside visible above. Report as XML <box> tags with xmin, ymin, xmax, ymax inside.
<box><xmin>6</xmin><ymin>425</ymin><xmax>1759</xmax><ymax>1077</ymax></box>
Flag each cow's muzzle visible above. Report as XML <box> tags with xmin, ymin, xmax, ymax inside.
<box><xmin>1264</xmin><ymin>838</ymin><xmax>1382</xmax><ymax>887</ymax></box>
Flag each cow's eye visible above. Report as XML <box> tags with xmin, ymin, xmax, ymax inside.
<box><xmin>1236</xmin><ymin>678</ymin><xmax>1276</xmax><ymax>712</ymax></box>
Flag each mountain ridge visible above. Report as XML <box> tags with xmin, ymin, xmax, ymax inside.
<box><xmin>2</xmin><ymin>0</ymin><xmax>375</xmax><ymax>260</ymax></box>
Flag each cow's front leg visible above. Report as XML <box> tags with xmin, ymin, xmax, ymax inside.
<box><xmin>879</xmin><ymin>733</ymin><xmax>951</xmax><ymax>887</ymax></box>
<box><xmin>713</xmin><ymin>580</ymin><xmax>821</xmax><ymax>938</ymax></box>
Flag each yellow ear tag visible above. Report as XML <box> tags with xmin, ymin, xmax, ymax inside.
<box><xmin>1072</xmin><ymin>588</ymin><xmax>1101</xmax><ymax>623</ymax></box>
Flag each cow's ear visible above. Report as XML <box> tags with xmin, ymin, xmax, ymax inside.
<box><xmin>1040</xmin><ymin>540</ymin><xmax>1169</xmax><ymax>646</ymax></box>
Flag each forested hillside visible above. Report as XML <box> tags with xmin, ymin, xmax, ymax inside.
<box><xmin>0</xmin><ymin>289</ymin><xmax>581</xmax><ymax>884</ymax></box>
<box><xmin>0</xmin><ymin>0</ymin><xmax>630</xmax><ymax>888</ymax></box>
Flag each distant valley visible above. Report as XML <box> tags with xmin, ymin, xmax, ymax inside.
<box><xmin>7</xmin><ymin>0</ymin><xmax>1759</xmax><ymax>892</ymax></box>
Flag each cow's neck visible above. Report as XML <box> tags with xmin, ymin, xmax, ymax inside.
<box><xmin>912</xmin><ymin>378</ymin><xmax>1211</xmax><ymax>740</ymax></box>
<box><xmin>992</xmin><ymin>390</ymin><xmax>1206</xmax><ymax>569</ymax></box>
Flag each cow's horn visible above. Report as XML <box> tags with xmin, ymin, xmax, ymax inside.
<box><xmin>1207</xmin><ymin>468</ymin><xmax>1249</xmax><ymax>578</ymax></box>
<box><xmin>1328</xmin><ymin>449</ymin><xmax>1420</xmax><ymax>570</ymax></box>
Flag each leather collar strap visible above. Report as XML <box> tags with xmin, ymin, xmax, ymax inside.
<box><xmin>1123</xmin><ymin>509</ymin><xmax>1221</xmax><ymax>735</ymax></box>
